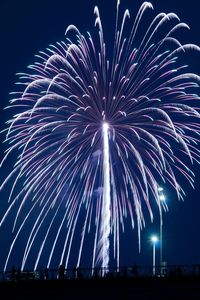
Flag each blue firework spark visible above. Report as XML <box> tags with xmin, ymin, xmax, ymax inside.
<box><xmin>1</xmin><ymin>1</ymin><xmax>200</xmax><ymax>271</ymax></box>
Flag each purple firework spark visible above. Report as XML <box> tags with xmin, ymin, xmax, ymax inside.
<box><xmin>1</xmin><ymin>1</ymin><xmax>200</xmax><ymax>272</ymax></box>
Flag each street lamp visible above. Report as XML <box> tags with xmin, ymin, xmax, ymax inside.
<box><xmin>151</xmin><ymin>235</ymin><xmax>158</xmax><ymax>276</ymax></box>
<box><xmin>158</xmin><ymin>187</ymin><xmax>167</xmax><ymax>275</ymax></box>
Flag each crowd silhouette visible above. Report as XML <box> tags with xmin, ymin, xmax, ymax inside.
<box><xmin>2</xmin><ymin>264</ymin><xmax>200</xmax><ymax>282</ymax></box>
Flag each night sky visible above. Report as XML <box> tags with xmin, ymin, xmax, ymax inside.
<box><xmin>0</xmin><ymin>0</ymin><xmax>200</xmax><ymax>271</ymax></box>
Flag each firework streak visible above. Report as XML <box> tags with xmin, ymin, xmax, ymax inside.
<box><xmin>1</xmin><ymin>1</ymin><xmax>200</xmax><ymax>272</ymax></box>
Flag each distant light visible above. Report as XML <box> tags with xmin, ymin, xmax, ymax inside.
<box><xmin>151</xmin><ymin>235</ymin><xmax>158</xmax><ymax>243</ymax></box>
<box><xmin>158</xmin><ymin>187</ymin><xmax>163</xmax><ymax>192</ymax></box>
<box><xmin>159</xmin><ymin>194</ymin><xmax>166</xmax><ymax>201</ymax></box>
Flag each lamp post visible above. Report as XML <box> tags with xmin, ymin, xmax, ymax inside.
<box><xmin>158</xmin><ymin>187</ymin><xmax>167</xmax><ymax>275</ymax></box>
<box><xmin>151</xmin><ymin>235</ymin><xmax>158</xmax><ymax>276</ymax></box>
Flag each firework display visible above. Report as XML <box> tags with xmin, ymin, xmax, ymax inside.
<box><xmin>1</xmin><ymin>1</ymin><xmax>200</xmax><ymax>272</ymax></box>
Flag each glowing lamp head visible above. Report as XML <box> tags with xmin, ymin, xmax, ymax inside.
<box><xmin>159</xmin><ymin>194</ymin><xmax>166</xmax><ymax>201</ymax></box>
<box><xmin>151</xmin><ymin>235</ymin><xmax>158</xmax><ymax>243</ymax></box>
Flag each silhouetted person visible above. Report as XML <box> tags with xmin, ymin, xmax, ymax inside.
<box><xmin>122</xmin><ymin>266</ymin><xmax>127</xmax><ymax>278</ymax></box>
<box><xmin>11</xmin><ymin>266</ymin><xmax>16</xmax><ymax>281</ymax></box>
<box><xmin>77</xmin><ymin>267</ymin><xmax>83</xmax><ymax>279</ymax></box>
<box><xmin>132</xmin><ymin>264</ymin><xmax>138</xmax><ymax>277</ymax></box>
<box><xmin>39</xmin><ymin>267</ymin><xmax>44</xmax><ymax>280</ymax></box>
<box><xmin>176</xmin><ymin>266</ymin><xmax>182</xmax><ymax>277</ymax></box>
<box><xmin>73</xmin><ymin>267</ymin><xmax>77</xmax><ymax>279</ymax></box>
<box><xmin>45</xmin><ymin>267</ymin><xmax>49</xmax><ymax>280</ymax></box>
<box><xmin>16</xmin><ymin>268</ymin><xmax>21</xmax><ymax>281</ymax></box>
<box><xmin>192</xmin><ymin>265</ymin><xmax>196</xmax><ymax>277</ymax></box>
<box><xmin>93</xmin><ymin>269</ymin><xmax>100</xmax><ymax>279</ymax></box>
<box><xmin>58</xmin><ymin>265</ymin><xmax>65</xmax><ymax>279</ymax></box>
<box><xmin>169</xmin><ymin>268</ymin><xmax>175</xmax><ymax>277</ymax></box>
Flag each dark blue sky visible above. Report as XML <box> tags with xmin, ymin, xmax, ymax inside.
<box><xmin>0</xmin><ymin>0</ymin><xmax>200</xmax><ymax>271</ymax></box>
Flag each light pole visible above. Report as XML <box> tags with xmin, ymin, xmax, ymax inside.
<box><xmin>151</xmin><ymin>235</ymin><xmax>158</xmax><ymax>276</ymax></box>
<box><xmin>158</xmin><ymin>187</ymin><xmax>167</xmax><ymax>275</ymax></box>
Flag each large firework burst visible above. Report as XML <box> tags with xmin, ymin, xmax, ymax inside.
<box><xmin>1</xmin><ymin>1</ymin><xmax>200</xmax><ymax>272</ymax></box>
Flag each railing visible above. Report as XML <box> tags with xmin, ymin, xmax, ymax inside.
<box><xmin>1</xmin><ymin>264</ymin><xmax>200</xmax><ymax>282</ymax></box>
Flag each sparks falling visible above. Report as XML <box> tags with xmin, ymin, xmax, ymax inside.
<box><xmin>1</xmin><ymin>1</ymin><xmax>200</xmax><ymax>272</ymax></box>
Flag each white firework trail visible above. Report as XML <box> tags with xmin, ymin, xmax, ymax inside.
<box><xmin>1</xmin><ymin>1</ymin><xmax>200</xmax><ymax>272</ymax></box>
<box><xmin>101</xmin><ymin>122</ymin><xmax>111</xmax><ymax>274</ymax></box>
